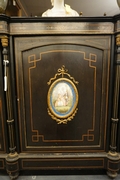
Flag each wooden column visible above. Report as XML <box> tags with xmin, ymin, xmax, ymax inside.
<box><xmin>0</xmin><ymin>36</ymin><xmax>19</xmax><ymax>179</ymax></box>
<box><xmin>107</xmin><ymin>34</ymin><xmax>120</xmax><ymax>178</ymax></box>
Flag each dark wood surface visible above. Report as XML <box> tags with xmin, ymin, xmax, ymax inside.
<box><xmin>14</xmin><ymin>36</ymin><xmax>111</xmax><ymax>153</ymax></box>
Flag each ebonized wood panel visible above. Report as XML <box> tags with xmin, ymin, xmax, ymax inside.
<box><xmin>14</xmin><ymin>35</ymin><xmax>111</xmax><ymax>153</ymax></box>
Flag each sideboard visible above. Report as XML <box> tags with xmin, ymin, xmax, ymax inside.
<box><xmin>0</xmin><ymin>15</ymin><xmax>120</xmax><ymax>179</ymax></box>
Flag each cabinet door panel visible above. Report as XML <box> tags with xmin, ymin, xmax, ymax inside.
<box><xmin>14</xmin><ymin>36</ymin><xmax>111</xmax><ymax>152</ymax></box>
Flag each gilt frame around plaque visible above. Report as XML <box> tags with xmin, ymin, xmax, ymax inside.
<box><xmin>47</xmin><ymin>66</ymin><xmax>79</xmax><ymax>124</ymax></box>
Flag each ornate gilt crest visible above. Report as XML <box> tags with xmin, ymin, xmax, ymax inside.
<box><xmin>47</xmin><ymin>65</ymin><xmax>79</xmax><ymax>124</ymax></box>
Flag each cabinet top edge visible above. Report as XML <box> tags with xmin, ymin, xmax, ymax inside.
<box><xmin>0</xmin><ymin>15</ymin><xmax>116</xmax><ymax>23</ymax></box>
<box><xmin>1</xmin><ymin>15</ymin><xmax>120</xmax><ymax>35</ymax></box>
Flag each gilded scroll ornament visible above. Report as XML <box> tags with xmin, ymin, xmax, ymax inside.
<box><xmin>116</xmin><ymin>35</ymin><xmax>120</xmax><ymax>46</ymax></box>
<box><xmin>47</xmin><ymin>65</ymin><xmax>79</xmax><ymax>124</ymax></box>
<box><xmin>0</xmin><ymin>36</ymin><xmax>8</xmax><ymax>47</ymax></box>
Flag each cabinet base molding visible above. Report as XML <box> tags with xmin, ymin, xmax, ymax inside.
<box><xmin>0</xmin><ymin>152</ymin><xmax>119</xmax><ymax>179</ymax></box>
